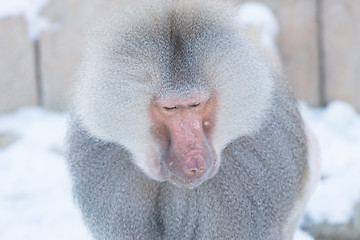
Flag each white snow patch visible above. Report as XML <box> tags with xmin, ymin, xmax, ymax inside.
<box><xmin>300</xmin><ymin>101</ymin><xmax>360</xmax><ymax>224</ymax></box>
<box><xmin>294</xmin><ymin>229</ymin><xmax>314</xmax><ymax>240</ymax></box>
<box><xmin>0</xmin><ymin>107</ymin><xmax>92</xmax><ymax>240</ymax></box>
<box><xmin>0</xmin><ymin>0</ymin><xmax>58</xmax><ymax>39</ymax></box>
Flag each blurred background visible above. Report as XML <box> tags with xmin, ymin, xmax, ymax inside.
<box><xmin>1</xmin><ymin>0</ymin><xmax>360</xmax><ymax>113</ymax></box>
<box><xmin>0</xmin><ymin>0</ymin><xmax>359</xmax><ymax>240</ymax></box>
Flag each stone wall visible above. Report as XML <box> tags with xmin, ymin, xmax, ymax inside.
<box><xmin>0</xmin><ymin>0</ymin><xmax>359</xmax><ymax>112</ymax></box>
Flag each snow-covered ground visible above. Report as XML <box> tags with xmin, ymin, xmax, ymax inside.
<box><xmin>0</xmin><ymin>101</ymin><xmax>360</xmax><ymax>240</ymax></box>
<box><xmin>0</xmin><ymin>108</ymin><xmax>91</xmax><ymax>239</ymax></box>
<box><xmin>300</xmin><ymin>101</ymin><xmax>360</xmax><ymax>225</ymax></box>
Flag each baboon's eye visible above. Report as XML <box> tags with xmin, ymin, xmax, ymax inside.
<box><xmin>163</xmin><ymin>106</ymin><xmax>177</xmax><ymax>110</ymax></box>
<box><xmin>189</xmin><ymin>103</ymin><xmax>200</xmax><ymax>108</ymax></box>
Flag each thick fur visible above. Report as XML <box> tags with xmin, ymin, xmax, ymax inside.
<box><xmin>67</xmin><ymin>0</ymin><xmax>310</xmax><ymax>239</ymax></box>
<box><xmin>73</xmin><ymin>0</ymin><xmax>273</xmax><ymax>179</ymax></box>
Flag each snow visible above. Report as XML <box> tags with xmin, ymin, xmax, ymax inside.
<box><xmin>0</xmin><ymin>0</ymin><xmax>56</xmax><ymax>39</ymax></box>
<box><xmin>1</xmin><ymin>102</ymin><xmax>360</xmax><ymax>240</ymax></box>
<box><xmin>300</xmin><ymin>101</ymin><xmax>360</xmax><ymax>224</ymax></box>
<box><xmin>0</xmin><ymin>108</ymin><xmax>92</xmax><ymax>239</ymax></box>
<box><xmin>293</xmin><ymin>229</ymin><xmax>315</xmax><ymax>240</ymax></box>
